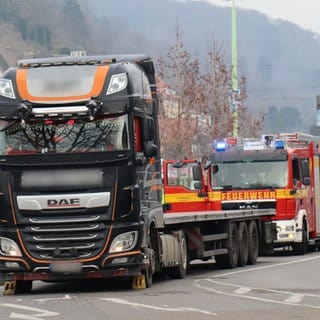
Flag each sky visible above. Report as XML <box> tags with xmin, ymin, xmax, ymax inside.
<box><xmin>191</xmin><ymin>0</ymin><xmax>320</xmax><ymax>35</ymax></box>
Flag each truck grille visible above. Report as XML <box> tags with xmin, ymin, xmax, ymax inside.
<box><xmin>21</xmin><ymin>213</ymin><xmax>109</xmax><ymax>260</ymax></box>
<box><xmin>15</xmin><ymin>192</ymin><xmax>111</xmax><ymax>260</ymax></box>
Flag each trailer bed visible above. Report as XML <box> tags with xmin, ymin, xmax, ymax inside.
<box><xmin>164</xmin><ymin>209</ymin><xmax>276</xmax><ymax>225</ymax></box>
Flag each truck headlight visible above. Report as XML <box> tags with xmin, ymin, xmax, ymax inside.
<box><xmin>109</xmin><ymin>231</ymin><xmax>138</xmax><ymax>253</ymax></box>
<box><xmin>0</xmin><ymin>237</ymin><xmax>22</xmax><ymax>257</ymax></box>
<box><xmin>0</xmin><ymin>79</ymin><xmax>15</xmax><ymax>99</ymax></box>
<box><xmin>106</xmin><ymin>73</ymin><xmax>128</xmax><ymax>95</ymax></box>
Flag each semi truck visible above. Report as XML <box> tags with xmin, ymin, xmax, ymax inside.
<box><xmin>0</xmin><ymin>55</ymin><xmax>187</xmax><ymax>294</ymax></box>
<box><xmin>0</xmin><ymin>54</ymin><xmax>277</xmax><ymax>294</ymax></box>
<box><xmin>202</xmin><ymin>133</ymin><xmax>320</xmax><ymax>255</ymax></box>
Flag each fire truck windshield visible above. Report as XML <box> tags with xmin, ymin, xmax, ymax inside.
<box><xmin>0</xmin><ymin>114</ymin><xmax>129</xmax><ymax>155</ymax></box>
<box><xmin>212</xmin><ymin>160</ymin><xmax>288</xmax><ymax>189</ymax></box>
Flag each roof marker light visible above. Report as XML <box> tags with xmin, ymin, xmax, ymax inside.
<box><xmin>214</xmin><ymin>141</ymin><xmax>227</xmax><ymax>152</ymax></box>
<box><xmin>275</xmin><ymin>140</ymin><xmax>285</xmax><ymax>149</ymax></box>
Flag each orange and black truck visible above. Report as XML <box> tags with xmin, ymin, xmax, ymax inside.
<box><xmin>0</xmin><ymin>55</ymin><xmax>187</xmax><ymax>294</ymax></box>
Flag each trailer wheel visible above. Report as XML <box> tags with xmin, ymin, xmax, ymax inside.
<box><xmin>238</xmin><ymin>222</ymin><xmax>249</xmax><ymax>266</ymax></box>
<box><xmin>215</xmin><ymin>222</ymin><xmax>239</xmax><ymax>269</ymax></box>
<box><xmin>247</xmin><ymin>220</ymin><xmax>259</xmax><ymax>265</ymax></box>
<box><xmin>167</xmin><ymin>232</ymin><xmax>188</xmax><ymax>279</ymax></box>
<box><xmin>292</xmin><ymin>221</ymin><xmax>308</xmax><ymax>255</ymax></box>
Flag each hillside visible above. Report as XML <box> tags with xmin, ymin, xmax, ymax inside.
<box><xmin>1</xmin><ymin>0</ymin><xmax>320</xmax><ymax>133</ymax></box>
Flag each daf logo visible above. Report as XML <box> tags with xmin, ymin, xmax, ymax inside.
<box><xmin>47</xmin><ymin>198</ymin><xmax>80</xmax><ymax>207</ymax></box>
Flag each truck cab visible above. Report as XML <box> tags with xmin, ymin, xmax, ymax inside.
<box><xmin>0</xmin><ymin>55</ymin><xmax>185</xmax><ymax>293</ymax></box>
<box><xmin>207</xmin><ymin>133</ymin><xmax>320</xmax><ymax>254</ymax></box>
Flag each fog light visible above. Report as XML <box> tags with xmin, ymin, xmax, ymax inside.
<box><xmin>288</xmin><ymin>233</ymin><xmax>295</xmax><ymax>240</ymax></box>
<box><xmin>0</xmin><ymin>237</ymin><xmax>22</xmax><ymax>257</ymax></box>
<box><xmin>111</xmin><ymin>257</ymin><xmax>129</xmax><ymax>264</ymax></box>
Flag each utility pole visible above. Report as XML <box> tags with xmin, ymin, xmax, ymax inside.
<box><xmin>230</xmin><ymin>0</ymin><xmax>239</xmax><ymax>137</ymax></box>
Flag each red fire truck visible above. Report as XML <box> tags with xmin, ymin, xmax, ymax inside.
<box><xmin>195</xmin><ymin>132</ymin><xmax>320</xmax><ymax>255</ymax></box>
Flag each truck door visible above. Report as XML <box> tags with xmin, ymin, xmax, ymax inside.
<box><xmin>162</xmin><ymin>160</ymin><xmax>208</xmax><ymax>213</ymax></box>
<box><xmin>293</xmin><ymin>157</ymin><xmax>315</xmax><ymax>232</ymax></box>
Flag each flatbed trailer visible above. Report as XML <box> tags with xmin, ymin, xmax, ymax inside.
<box><xmin>162</xmin><ymin>159</ymin><xmax>277</xmax><ymax>268</ymax></box>
<box><xmin>164</xmin><ymin>209</ymin><xmax>275</xmax><ymax>224</ymax></box>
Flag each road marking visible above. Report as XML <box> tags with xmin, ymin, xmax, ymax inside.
<box><xmin>0</xmin><ymin>303</ymin><xmax>59</xmax><ymax>320</ymax></box>
<box><xmin>234</xmin><ymin>287</ymin><xmax>251</xmax><ymax>295</ymax></box>
<box><xmin>10</xmin><ymin>313</ymin><xmax>47</xmax><ymax>320</ymax></box>
<box><xmin>194</xmin><ymin>279</ymin><xmax>320</xmax><ymax>310</ymax></box>
<box><xmin>34</xmin><ymin>294</ymin><xmax>76</xmax><ymax>303</ymax></box>
<box><xmin>210</xmin><ymin>254</ymin><xmax>320</xmax><ymax>278</ymax></box>
<box><xmin>100</xmin><ymin>297</ymin><xmax>218</xmax><ymax>316</ymax></box>
<box><xmin>284</xmin><ymin>294</ymin><xmax>304</xmax><ymax>304</ymax></box>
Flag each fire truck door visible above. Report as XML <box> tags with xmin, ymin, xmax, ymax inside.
<box><xmin>293</xmin><ymin>158</ymin><xmax>314</xmax><ymax>230</ymax></box>
<box><xmin>163</xmin><ymin>160</ymin><xmax>207</xmax><ymax>213</ymax></box>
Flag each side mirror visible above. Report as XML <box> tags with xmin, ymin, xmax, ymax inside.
<box><xmin>143</xmin><ymin>142</ymin><xmax>157</xmax><ymax>158</ymax></box>
<box><xmin>193</xmin><ymin>181</ymin><xmax>202</xmax><ymax>190</ymax></box>
<box><xmin>192</xmin><ymin>165</ymin><xmax>202</xmax><ymax>181</ymax></box>
<box><xmin>142</xmin><ymin>117</ymin><xmax>154</xmax><ymax>141</ymax></box>
<box><xmin>212</xmin><ymin>164</ymin><xmax>219</xmax><ymax>174</ymax></box>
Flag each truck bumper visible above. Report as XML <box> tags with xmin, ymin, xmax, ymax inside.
<box><xmin>274</xmin><ymin>220</ymin><xmax>299</xmax><ymax>243</ymax></box>
<box><xmin>0</xmin><ymin>252</ymin><xmax>144</xmax><ymax>282</ymax></box>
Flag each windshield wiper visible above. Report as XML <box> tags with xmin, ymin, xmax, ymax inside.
<box><xmin>244</xmin><ymin>183</ymin><xmax>278</xmax><ymax>189</ymax></box>
<box><xmin>213</xmin><ymin>185</ymin><xmax>233</xmax><ymax>191</ymax></box>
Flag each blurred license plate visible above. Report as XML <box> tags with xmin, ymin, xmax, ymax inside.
<box><xmin>50</xmin><ymin>261</ymin><xmax>82</xmax><ymax>273</ymax></box>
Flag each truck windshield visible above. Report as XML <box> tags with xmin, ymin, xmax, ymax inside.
<box><xmin>0</xmin><ymin>114</ymin><xmax>130</xmax><ymax>154</ymax></box>
<box><xmin>212</xmin><ymin>160</ymin><xmax>288</xmax><ymax>189</ymax></box>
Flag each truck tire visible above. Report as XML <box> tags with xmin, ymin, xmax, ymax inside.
<box><xmin>238</xmin><ymin>222</ymin><xmax>249</xmax><ymax>266</ymax></box>
<box><xmin>292</xmin><ymin>221</ymin><xmax>308</xmax><ymax>255</ymax></box>
<box><xmin>142</xmin><ymin>236</ymin><xmax>155</xmax><ymax>288</ymax></box>
<box><xmin>167</xmin><ymin>232</ymin><xmax>188</xmax><ymax>279</ymax></box>
<box><xmin>247</xmin><ymin>220</ymin><xmax>259</xmax><ymax>265</ymax></box>
<box><xmin>215</xmin><ymin>222</ymin><xmax>239</xmax><ymax>269</ymax></box>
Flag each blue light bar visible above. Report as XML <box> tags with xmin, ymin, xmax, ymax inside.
<box><xmin>275</xmin><ymin>140</ymin><xmax>285</xmax><ymax>149</ymax></box>
<box><xmin>214</xmin><ymin>141</ymin><xmax>227</xmax><ymax>152</ymax></box>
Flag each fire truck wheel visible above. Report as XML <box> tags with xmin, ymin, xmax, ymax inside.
<box><xmin>238</xmin><ymin>222</ymin><xmax>249</xmax><ymax>266</ymax></box>
<box><xmin>15</xmin><ymin>280</ymin><xmax>33</xmax><ymax>294</ymax></box>
<box><xmin>215</xmin><ymin>222</ymin><xmax>239</xmax><ymax>269</ymax></box>
<box><xmin>292</xmin><ymin>221</ymin><xmax>308</xmax><ymax>255</ymax></box>
<box><xmin>247</xmin><ymin>220</ymin><xmax>259</xmax><ymax>265</ymax></box>
<box><xmin>167</xmin><ymin>232</ymin><xmax>188</xmax><ymax>279</ymax></box>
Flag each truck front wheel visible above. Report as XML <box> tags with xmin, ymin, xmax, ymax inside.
<box><xmin>142</xmin><ymin>236</ymin><xmax>155</xmax><ymax>288</ymax></box>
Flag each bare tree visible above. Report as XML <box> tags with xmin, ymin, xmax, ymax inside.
<box><xmin>157</xmin><ymin>25</ymin><xmax>264</xmax><ymax>160</ymax></box>
<box><xmin>157</xmin><ymin>21</ymin><xmax>202</xmax><ymax>160</ymax></box>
